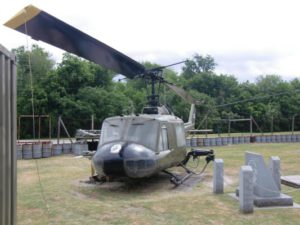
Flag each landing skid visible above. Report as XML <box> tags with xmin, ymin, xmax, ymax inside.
<box><xmin>164</xmin><ymin>148</ymin><xmax>215</xmax><ymax>186</ymax></box>
<box><xmin>88</xmin><ymin>175</ymin><xmax>119</xmax><ymax>184</ymax></box>
<box><xmin>163</xmin><ymin>163</ymin><xmax>195</xmax><ymax>186</ymax></box>
<box><xmin>87</xmin><ymin>175</ymin><xmax>106</xmax><ymax>184</ymax></box>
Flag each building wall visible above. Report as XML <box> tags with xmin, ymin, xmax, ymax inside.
<box><xmin>0</xmin><ymin>44</ymin><xmax>17</xmax><ymax>225</ymax></box>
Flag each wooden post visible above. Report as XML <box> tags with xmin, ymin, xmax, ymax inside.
<box><xmin>271</xmin><ymin>116</ymin><xmax>273</xmax><ymax>134</ymax></box>
<box><xmin>228</xmin><ymin>119</ymin><xmax>231</xmax><ymax>137</ymax></box>
<box><xmin>59</xmin><ymin>117</ymin><xmax>73</xmax><ymax>144</ymax></box>
<box><xmin>38</xmin><ymin>116</ymin><xmax>41</xmax><ymax>140</ymax></box>
<box><xmin>17</xmin><ymin>116</ymin><xmax>20</xmax><ymax>140</ymax></box>
<box><xmin>252</xmin><ymin>117</ymin><xmax>263</xmax><ymax>134</ymax></box>
<box><xmin>57</xmin><ymin>116</ymin><xmax>61</xmax><ymax>144</ymax></box>
<box><xmin>49</xmin><ymin>116</ymin><xmax>52</xmax><ymax>140</ymax></box>
<box><xmin>205</xmin><ymin>116</ymin><xmax>208</xmax><ymax>138</ymax></box>
<box><xmin>292</xmin><ymin>115</ymin><xmax>295</xmax><ymax>135</ymax></box>
<box><xmin>91</xmin><ymin>114</ymin><xmax>94</xmax><ymax>130</ymax></box>
<box><xmin>250</xmin><ymin>115</ymin><xmax>253</xmax><ymax>136</ymax></box>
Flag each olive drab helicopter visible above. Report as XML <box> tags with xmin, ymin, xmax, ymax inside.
<box><xmin>5</xmin><ymin>5</ymin><xmax>215</xmax><ymax>185</ymax></box>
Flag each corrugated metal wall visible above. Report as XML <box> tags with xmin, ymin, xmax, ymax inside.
<box><xmin>0</xmin><ymin>44</ymin><xmax>17</xmax><ymax>225</ymax></box>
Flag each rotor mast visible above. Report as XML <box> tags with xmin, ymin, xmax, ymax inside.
<box><xmin>147</xmin><ymin>70</ymin><xmax>162</xmax><ymax>107</ymax></box>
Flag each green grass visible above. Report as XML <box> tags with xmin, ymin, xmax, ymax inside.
<box><xmin>17</xmin><ymin>143</ymin><xmax>300</xmax><ymax>225</ymax></box>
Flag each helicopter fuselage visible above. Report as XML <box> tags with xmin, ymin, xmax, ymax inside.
<box><xmin>92</xmin><ymin>114</ymin><xmax>187</xmax><ymax>178</ymax></box>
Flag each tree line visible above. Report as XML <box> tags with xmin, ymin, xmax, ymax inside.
<box><xmin>14</xmin><ymin>45</ymin><xmax>300</xmax><ymax>138</ymax></box>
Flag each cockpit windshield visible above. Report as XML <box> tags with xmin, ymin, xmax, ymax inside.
<box><xmin>126</xmin><ymin>120</ymin><xmax>158</xmax><ymax>150</ymax></box>
<box><xmin>100</xmin><ymin>118</ymin><xmax>159</xmax><ymax>150</ymax></box>
<box><xmin>100</xmin><ymin>119</ymin><xmax>124</xmax><ymax>144</ymax></box>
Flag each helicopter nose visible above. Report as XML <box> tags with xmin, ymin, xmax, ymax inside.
<box><xmin>123</xmin><ymin>143</ymin><xmax>157</xmax><ymax>178</ymax></box>
<box><xmin>92</xmin><ymin>142</ymin><xmax>157</xmax><ymax>178</ymax></box>
<box><xmin>92</xmin><ymin>143</ymin><xmax>125</xmax><ymax>177</ymax></box>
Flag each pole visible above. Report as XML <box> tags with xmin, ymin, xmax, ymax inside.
<box><xmin>59</xmin><ymin>117</ymin><xmax>73</xmax><ymax>144</ymax></box>
<box><xmin>38</xmin><ymin>115</ymin><xmax>41</xmax><ymax>140</ymax></box>
<box><xmin>49</xmin><ymin>116</ymin><xmax>51</xmax><ymax>140</ymax></box>
<box><xmin>17</xmin><ymin>116</ymin><xmax>20</xmax><ymax>140</ymax></box>
<box><xmin>228</xmin><ymin>119</ymin><xmax>231</xmax><ymax>137</ymax></box>
<box><xmin>252</xmin><ymin>117</ymin><xmax>263</xmax><ymax>134</ymax></box>
<box><xmin>205</xmin><ymin>116</ymin><xmax>208</xmax><ymax>138</ymax></box>
<box><xmin>91</xmin><ymin>115</ymin><xmax>94</xmax><ymax>130</ymax></box>
<box><xmin>250</xmin><ymin>115</ymin><xmax>253</xmax><ymax>136</ymax></box>
<box><xmin>292</xmin><ymin>115</ymin><xmax>295</xmax><ymax>135</ymax></box>
<box><xmin>57</xmin><ymin>116</ymin><xmax>61</xmax><ymax>144</ymax></box>
<box><xmin>271</xmin><ymin>116</ymin><xmax>273</xmax><ymax>134</ymax></box>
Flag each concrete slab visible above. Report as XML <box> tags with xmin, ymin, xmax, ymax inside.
<box><xmin>236</xmin><ymin>188</ymin><xmax>294</xmax><ymax>207</ymax></box>
<box><xmin>281</xmin><ymin>175</ymin><xmax>300</xmax><ymax>188</ymax></box>
<box><xmin>228</xmin><ymin>193</ymin><xmax>300</xmax><ymax>210</ymax></box>
<box><xmin>253</xmin><ymin>193</ymin><xmax>293</xmax><ymax>207</ymax></box>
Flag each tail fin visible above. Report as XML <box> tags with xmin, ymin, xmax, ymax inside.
<box><xmin>184</xmin><ymin>104</ymin><xmax>196</xmax><ymax>131</ymax></box>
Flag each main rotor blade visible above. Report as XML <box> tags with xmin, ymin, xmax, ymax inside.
<box><xmin>165</xmin><ymin>83</ymin><xmax>198</xmax><ymax>105</ymax></box>
<box><xmin>4</xmin><ymin>5</ymin><xmax>146</xmax><ymax>78</ymax></box>
<box><xmin>148</xmin><ymin>60</ymin><xmax>187</xmax><ymax>72</ymax></box>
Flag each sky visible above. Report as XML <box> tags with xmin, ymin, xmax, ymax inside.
<box><xmin>1</xmin><ymin>0</ymin><xmax>299</xmax><ymax>82</ymax></box>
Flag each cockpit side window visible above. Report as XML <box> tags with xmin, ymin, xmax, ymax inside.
<box><xmin>159</xmin><ymin>125</ymin><xmax>169</xmax><ymax>151</ymax></box>
<box><xmin>175</xmin><ymin>124</ymin><xmax>186</xmax><ymax>147</ymax></box>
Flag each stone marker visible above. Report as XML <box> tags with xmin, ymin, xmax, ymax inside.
<box><xmin>239</xmin><ymin>165</ymin><xmax>254</xmax><ymax>213</ymax></box>
<box><xmin>245</xmin><ymin>152</ymin><xmax>293</xmax><ymax>207</ymax></box>
<box><xmin>269</xmin><ymin>156</ymin><xmax>281</xmax><ymax>191</ymax></box>
<box><xmin>213</xmin><ymin>159</ymin><xmax>224</xmax><ymax>194</ymax></box>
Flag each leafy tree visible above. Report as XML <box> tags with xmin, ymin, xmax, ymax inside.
<box><xmin>13</xmin><ymin>44</ymin><xmax>55</xmax><ymax>115</ymax></box>
<box><xmin>12</xmin><ymin>44</ymin><xmax>54</xmax><ymax>86</ymax></box>
<box><xmin>256</xmin><ymin>75</ymin><xmax>285</xmax><ymax>92</ymax></box>
<box><xmin>56</xmin><ymin>53</ymin><xmax>94</xmax><ymax>95</ymax></box>
<box><xmin>13</xmin><ymin>45</ymin><xmax>300</xmax><ymax>137</ymax></box>
<box><xmin>13</xmin><ymin>45</ymin><xmax>55</xmax><ymax>138</ymax></box>
<box><xmin>182</xmin><ymin>54</ymin><xmax>216</xmax><ymax>78</ymax></box>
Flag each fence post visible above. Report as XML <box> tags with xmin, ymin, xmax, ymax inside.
<box><xmin>91</xmin><ymin>114</ymin><xmax>94</xmax><ymax>130</ymax></box>
<box><xmin>292</xmin><ymin>115</ymin><xmax>295</xmax><ymax>135</ymax></box>
<box><xmin>271</xmin><ymin>116</ymin><xmax>273</xmax><ymax>134</ymax></box>
<box><xmin>228</xmin><ymin>119</ymin><xmax>231</xmax><ymax>137</ymax></box>
<box><xmin>250</xmin><ymin>115</ymin><xmax>253</xmax><ymax>136</ymax></box>
<box><xmin>57</xmin><ymin>115</ymin><xmax>61</xmax><ymax>144</ymax></box>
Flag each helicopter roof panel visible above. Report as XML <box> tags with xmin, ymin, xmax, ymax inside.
<box><xmin>104</xmin><ymin>114</ymin><xmax>183</xmax><ymax>124</ymax></box>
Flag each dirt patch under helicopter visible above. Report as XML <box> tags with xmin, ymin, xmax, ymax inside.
<box><xmin>75</xmin><ymin>171</ymin><xmax>213</xmax><ymax>194</ymax></box>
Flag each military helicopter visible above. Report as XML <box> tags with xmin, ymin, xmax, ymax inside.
<box><xmin>5</xmin><ymin>5</ymin><xmax>215</xmax><ymax>185</ymax></box>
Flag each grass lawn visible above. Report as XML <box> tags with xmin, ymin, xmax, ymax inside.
<box><xmin>17</xmin><ymin>143</ymin><xmax>300</xmax><ymax>225</ymax></box>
